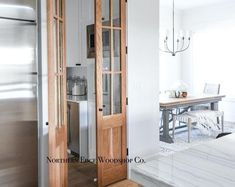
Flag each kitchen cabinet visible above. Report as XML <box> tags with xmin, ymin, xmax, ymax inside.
<box><xmin>67</xmin><ymin>100</ymin><xmax>88</xmax><ymax>158</ymax></box>
<box><xmin>65</xmin><ymin>0</ymin><xmax>80</xmax><ymax>67</ymax></box>
<box><xmin>102</xmin><ymin>0</ymin><xmax>110</xmax><ymax>23</ymax></box>
<box><xmin>66</xmin><ymin>0</ymin><xmax>94</xmax><ymax>67</ymax></box>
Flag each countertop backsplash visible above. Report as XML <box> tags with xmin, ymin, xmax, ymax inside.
<box><xmin>67</xmin><ymin>66</ymin><xmax>87</xmax><ymax>79</ymax></box>
<box><xmin>67</xmin><ymin>66</ymin><xmax>88</xmax><ymax>97</ymax></box>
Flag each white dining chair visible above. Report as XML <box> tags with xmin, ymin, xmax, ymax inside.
<box><xmin>193</xmin><ymin>83</ymin><xmax>220</xmax><ymax>110</ymax></box>
<box><xmin>204</xmin><ymin>83</ymin><xmax>220</xmax><ymax>95</ymax></box>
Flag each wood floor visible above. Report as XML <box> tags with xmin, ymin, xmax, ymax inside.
<box><xmin>107</xmin><ymin>180</ymin><xmax>141</xmax><ymax>187</ymax></box>
<box><xmin>68</xmin><ymin>155</ymin><xmax>97</xmax><ymax>187</ymax></box>
<box><xmin>68</xmin><ymin>154</ymin><xmax>140</xmax><ymax>187</ymax></box>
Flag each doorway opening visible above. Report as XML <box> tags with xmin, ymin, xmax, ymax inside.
<box><xmin>47</xmin><ymin>0</ymin><xmax>127</xmax><ymax>186</ymax></box>
<box><xmin>65</xmin><ymin>0</ymin><xmax>97</xmax><ymax>187</ymax></box>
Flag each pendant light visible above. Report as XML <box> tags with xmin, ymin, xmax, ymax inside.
<box><xmin>160</xmin><ymin>0</ymin><xmax>191</xmax><ymax>56</ymax></box>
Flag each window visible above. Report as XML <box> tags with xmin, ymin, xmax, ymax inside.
<box><xmin>192</xmin><ymin>25</ymin><xmax>235</xmax><ymax>98</ymax></box>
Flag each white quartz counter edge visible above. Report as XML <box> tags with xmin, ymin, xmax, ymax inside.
<box><xmin>67</xmin><ymin>99</ymin><xmax>87</xmax><ymax>103</ymax></box>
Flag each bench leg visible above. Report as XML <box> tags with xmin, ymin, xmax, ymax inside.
<box><xmin>221</xmin><ymin>115</ymin><xmax>224</xmax><ymax>133</ymax></box>
<box><xmin>188</xmin><ymin>118</ymin><xmax>192</xmax><ymax>143</ymax></box>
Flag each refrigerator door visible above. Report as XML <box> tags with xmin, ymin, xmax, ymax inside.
<box><xmin>0</xmin><ymin>1</ymin><xmax>38</xmax><ymax>186</ymax></box>
<box><xmin>0</xmin><ymin>0</ymin><xmax>36</xmax><ymax>21</ymax></box>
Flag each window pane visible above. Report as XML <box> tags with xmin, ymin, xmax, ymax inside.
<box><xmin>103</xmin><ymin>74</ymin><xmax>111</xmax><ymax>116</ymax></box>
<box><xmin>113</xmin><ymin>74</ymin><xmax>121</xmax><ymax>114</ymax></box>
<box><xmin>53</xmin><ymin>0</ymin><xmax>57</xmax><ymax>15</ymax></box>
<box><xmin>59</xmin><ymin>21</ymin><xmax>63</xmax><ymax>71</ymax></box>
<box><xmin>102</xmin><ymin>29</ymin><xmax>111</xmax><ymax>71</ymax></box>
<box><xmin>60</xmin><ymin>76</ymin><xmax>64</xmax><ymax>125</ymax></box>
<box><xmin>53</xmin><ymin>19</ymin><xmax>58</xmax><ymax>73</ymax></box>
<box><xmin>102</xmin><ymin>0</ymin><xmax>110</xmax><ymax>26</ymax></box>
<box><xmin>113</xmin><ymin>0</ymin><xmax>120</xmax><ymax>27</ymax></box>
<box><xmin>59</xmin><ymin>0</ymin><xmax>63</xmax><ymax>17</ymax></box>
<box><xmin>56</xmin><ymin>76</ymin><xmax>61</xmax><ymax>127</ymax></box>
<box><xmin>55</xmin><ymin>75</ymin><xmax>65</xmax><ymax>127</ymax></box>
<box><xmin>113</xmin><ymin>30</ymin><xmax>121</xmax><ymax>71</ymax></box>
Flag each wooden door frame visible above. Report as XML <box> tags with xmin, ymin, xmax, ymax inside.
<box><xmin>95</xmin><ymin>0</ymin><xmax>127</xmax><ymax>186</ymax></box>
<box><xmin>47</xmin><ymin>0</ymin><xmax>68</xmax><ymax>186</ymax></box>
<box><xmin>48</xmin><ymin>0</ymin><xmax>127</xmax><ymax>186</ymax></box>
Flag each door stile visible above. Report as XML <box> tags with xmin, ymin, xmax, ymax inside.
<box><xmin>47</xmin><ymin>0</ymin><xmax>68</xmax><ymax>186</ymax></box>
<box><xmin>95</xmin><ymin>0</ymin><xmax>127</xmax><ymax>186</ymax></box>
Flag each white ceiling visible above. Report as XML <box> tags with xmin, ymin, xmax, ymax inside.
<box><xmin>161</xmin><ymin>0</ymin><xmax>234</xmax><ymax>10</ymax></box>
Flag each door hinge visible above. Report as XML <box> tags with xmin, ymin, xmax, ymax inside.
<box><xmin>126</xmin><ymin>46</ymin><xmax>128</xmax><ymax>54</ymax></box>
<box><xmin>126</xmin><ymin>148</ymin><xmax>129</xmax><ymax>156</ymax></box>
<box><xmin>126</xmin><ymin>97</ymin><xmax>128</xmax><ymax>105</ymax></box>
<box><xmin>46</xmin><ymin>122</ymin><xmax>49</xmax><ymax>126</ymax></box>
<box><xmin>125</xmin><ymin>0</ymin><xmax>127</xmax><ymax>3</ymax></box>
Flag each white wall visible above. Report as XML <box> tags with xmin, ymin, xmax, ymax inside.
<box><xmin>181</xmin><ymin>1</ymin><xmax>235</xmax><ymax>122</ymax></box>
<box><xmin>159</xmin><ymin>2</ymin><xmax>182</xmax><ymax>92</ymax></box>
<box><xmin>65</xmin><ymin>0</ymin><xmax>97</xmax><ymax>159</ymax></box>
<box><xmin>127</xmin><ymin>0</ymin><xmax>160</xmax><ymax>176</ymax></box>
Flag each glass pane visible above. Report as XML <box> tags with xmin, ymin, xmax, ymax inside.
<box><xmin>102</xmin><ymin>29</ymin><xmax>111</xmax><ymax>71</ymax></box>
<box><xmin>56</xmin><ymin>76</ymin><xmax>61</xmax><ymax>126</ymax></box>
<box><xmin>59</xmin><ymin>0</ymin><xmax>63</xmax><ymax>17</ymax></box>
<box><xmin>113</xmin><ymin>30</ymin><xmax>121</xmax><ymax>71</ymax></box>
<box><xmin>53</xmin><ymin>0</ymin><xmax>57</xmax><ymax>15</ymax></box>
<box><xmin>103</xmin><ymin>74</ymin><xmax>111</xmax><ymax>116</ymax></box>
<box><xmin>60</xmin><ymin>76</ymin><xmax>64</xmax><ymax>125</ymax></box>
<box><xmin>102</xmin><ymin>0</ymin><xmax>110</xmax><ymax>26</ymax></box>
<box><xmin>113</xmin><ymin>0</ymin><xmax>121</xmax><ymax>27</ymax></box>
<box><xmin>113</xmin><ymin>74</ymin><xmax>122</xmax><ymax>114</ymax></box>
<box><xmin>55</xmin><ymin>76</ymin><xmax>64</xmax><ymax>127</ymax></box>
<box><xmin>59</xmin><ymin>21</ymin><xmax>63</xmax><ymax>71</ymax></box>
<box><xmin>53</xmin><ymin>19</ymin><xmax>58</xmax><ymax>73</ymax></box>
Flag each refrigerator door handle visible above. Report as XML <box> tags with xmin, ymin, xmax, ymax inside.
<box><xmin>0</xmin><ymin>16</ymin><xmax>36</xmax><ymax>24</ymax></box>
<box><xmin>30</xmin><ymin>72</ymin><xmax>38</xmax><ymax>75</ymax></box>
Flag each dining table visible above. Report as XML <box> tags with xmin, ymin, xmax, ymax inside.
<box><xmin>160</xmin><ymin>94</ymin><xmax>226</xmax><ymax>143</ymax></box>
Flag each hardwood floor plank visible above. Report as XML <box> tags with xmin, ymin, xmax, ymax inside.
<box><xmin>107</xmin><ymin>180</ymin><xmax>141</xmax><ymax>187</ymax></box>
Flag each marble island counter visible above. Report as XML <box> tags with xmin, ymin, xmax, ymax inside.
<box><xmin>132</xmin><ymin>134</ymin><xmax>235</xmax><ymax>187</ymax></box>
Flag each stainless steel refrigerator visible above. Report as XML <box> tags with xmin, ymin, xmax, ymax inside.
<box><xmin>0</xmin><ymin>0</ymin><xmax>38</xmax><ymax>186</ymax></box>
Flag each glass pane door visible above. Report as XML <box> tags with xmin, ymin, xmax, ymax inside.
<box><xmin>48</xmin><ymin>0</ymin><xmax>67</xmax><ymax>186</ymax></box>
<box><xmin>102</xmin><ymin>0</ymin><xmax>122</xmax><ymax>117</ymax></box>
<box><xmin>53</xmin><ymin>0</ymin><xmax>65</xmax><ymax>128</ymax></box>
<box><xmin>95</xmin><ymin>0</ymin><xmax>127</xmax><ymax>186</ymax></box>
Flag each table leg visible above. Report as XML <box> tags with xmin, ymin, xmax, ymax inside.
<box><xmin>160</xmin><ymin>110</ymin><xmax>174</xmax><ymax>143</ymax></box>
<box><xmin>211</xmin><ymin>102</ymin><xmax>218</xmax><ymax>111</ymax></box>
<box><xmin>211</xmin><ymin>102</ymin><xmax>220</xmax><ymax>124</ymax></box>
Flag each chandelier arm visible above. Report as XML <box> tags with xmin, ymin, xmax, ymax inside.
<box><xmin>176</xmin><ymin>40</ymin><xmax>180</xmax><ymax>51</ymax></box>
<box><xmin>175</xmin><ymin>41</ymin><xmax>190</xmax><ymax>54</ymax></box>
<box><xmin>178</xmin><ymin>38</ymin><xmax>184</xmax><ymax>51</ymax></box>
<box><xmin>160</xmin><ymin>39</ymin><xmax>174</xmax><ymax>54</ymax></box>
<box><xmin>164</xmin><ymin>40</ymin><xmax>168</xmax><ymax>50</ymax></box>
<box><xmin>159</xmin><ymin>48</ymin><xmax>173</xmax><ymax>53</ymax></box>
<box><xmin>165</xmin><ymin>40</ymin><xmax>173</xmax><ymax>54</ymax></box>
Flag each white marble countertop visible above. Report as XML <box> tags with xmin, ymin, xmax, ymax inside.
<box><xmin>67</xmin><ymin>95</ymin><xmax>87</xmax><ymax>103</ymax></box>
<box><xmin>132</xmin><ymin>134</ymin><xmax>235</xmax><ymax>187</ymax></box>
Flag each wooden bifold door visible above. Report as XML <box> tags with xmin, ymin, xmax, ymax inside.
<box><xmin>47</xmin><ymin>0</ymin><xmax>127</xmax><ymax>186</ymax></box>
<box><xmin>47</xmin><ymin>0</ymin><xmax>68</xmax><ymax>186</ymax></box>
<box><xmin>95</xmin><ymin>0</ymin><xmax>127</xmax><ymax>186</ymax></box>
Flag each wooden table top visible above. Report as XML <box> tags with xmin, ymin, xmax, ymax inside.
<box><xmin>160</xmin><ymin>94</ymin><xmax>226</xmax><ymax>109</ymax></box>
